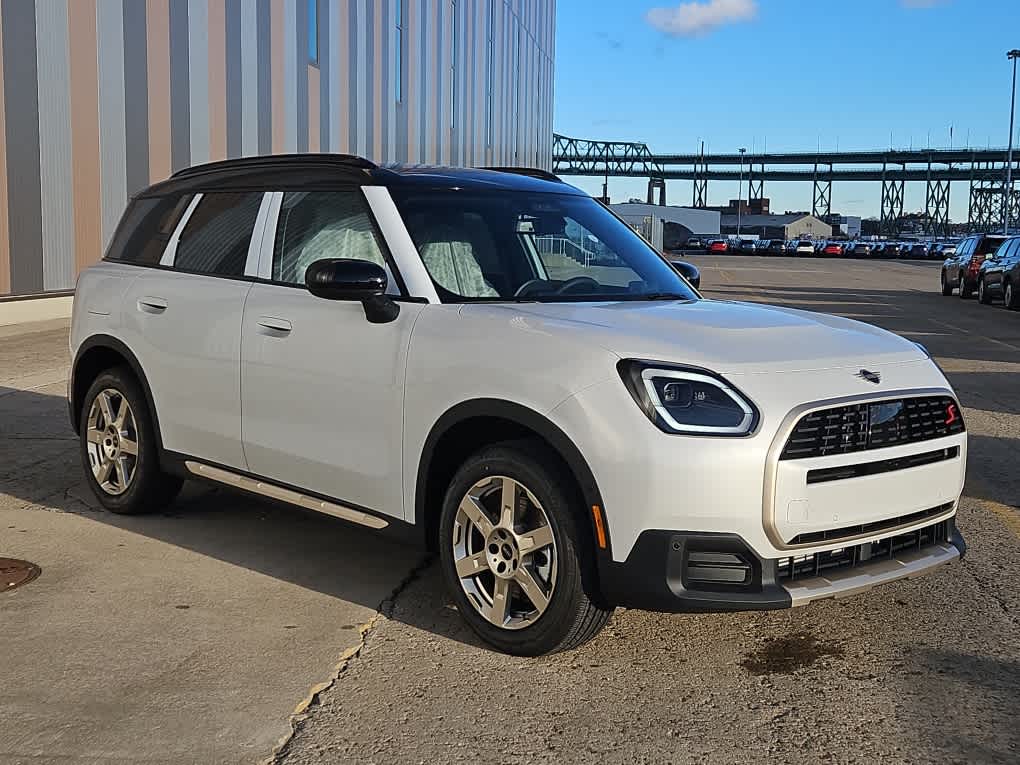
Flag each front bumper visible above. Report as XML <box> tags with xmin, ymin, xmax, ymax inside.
<box><xmin>597</xmin><ymin>518</ymin><xmax>965</xmax><ymax>613</ymax></box>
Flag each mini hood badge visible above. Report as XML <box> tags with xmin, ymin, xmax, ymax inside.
<box><xmin>856</xmin><ymin>369</ymin><xmax>881</xmax><ymax>384</ymax></box>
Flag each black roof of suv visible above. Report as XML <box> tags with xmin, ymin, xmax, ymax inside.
<box><xmin>145</xmin><ymin>154</ymin><xmax>583</xmax><ymax>199</ymax></box>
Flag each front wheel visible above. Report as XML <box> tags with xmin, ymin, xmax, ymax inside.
<box><xmin>80</xmin><ymin>367</ymin><xmax>182</xmax><ymax>514</ymax></box>
<box><xmin>1006</xmin><ymin>280</ymin><xmax>1019</xmax><ymax>311</ymax></box>
<box><xmin>940</xmin><ymin>271</ymin><xmax>953</xmax><ymax>296</ymax></box>
<box><xmin>438</xmin><ymin>442</ymin><xmax>613</xmax><ymax>656</ymax></box>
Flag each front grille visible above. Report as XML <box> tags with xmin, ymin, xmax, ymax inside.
<box><xmin>787</xmin><ymin>502</ymin><xmax>954</xmax><ymax>545</ymax></box>
<box><xmin>780</xmin><ymin>395</ymin><xmax>964</xmax><ymax>460</ymax></box>
<box><xmin>777</xmin><ymin>519</ymin><xmax>950</xmax><ymax>582</ymax></box>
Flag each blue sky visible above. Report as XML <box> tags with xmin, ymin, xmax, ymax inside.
<box><xmin>554</xmin><ymin>0</ymin><xmax>1020</xmax><ymax>221</ymax></box>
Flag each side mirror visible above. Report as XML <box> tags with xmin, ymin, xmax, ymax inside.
<box><xmin>304</xmin><ymin>258</ymin><xmax>400</xmax><ymax>323</ymax></box>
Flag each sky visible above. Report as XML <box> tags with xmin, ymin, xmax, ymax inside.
<box><xmin>553</xmin><ymin>0</ymin><xmax>1020</xmax><ymax>221</ymax></box>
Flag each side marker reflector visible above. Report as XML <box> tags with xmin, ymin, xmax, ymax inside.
<box><xmin>591</xmin><ymin>505</ymin><xmax>607</xmax><ymax>549</ymax></box>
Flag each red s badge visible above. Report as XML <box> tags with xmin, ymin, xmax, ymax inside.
<box><xmin>945</xmin><ymin>403</ymin><xmax>959</xmax><ymax>426</ymax></box>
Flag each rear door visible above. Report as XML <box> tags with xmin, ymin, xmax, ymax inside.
<box><xmin>119</xmin><ymin>191</ymin><xmax>268</xmax><ymax>468</ymax></box>
<box><xmin>239</xmin><ymin>188</ymin><xmax>425</xmax><ymax>519</ymax></box>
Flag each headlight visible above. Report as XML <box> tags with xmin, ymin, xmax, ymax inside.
<box><xmin>618</xmin><ymin>360</ymin><xmax>759</xmax><ymax>436</ymax></box>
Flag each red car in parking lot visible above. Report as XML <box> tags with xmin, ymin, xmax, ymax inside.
<box><xmin>707</xmin><ymin>239</ymin><xmax>729</xmax><ymax>253</ymax></box>
<box><xmin>822</xmin><ymin>242</ymin><xmax>845</xmax><ymax>257</ymax></box>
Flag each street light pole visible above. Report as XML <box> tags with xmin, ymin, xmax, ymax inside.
<box><xmin>1005</xmin><ymin>49</ymin><xmax>1020</xmax><ymax>234</ymax></box>
<box><xmin>737</xmin><ymin>147</ymin><xmax>747</xmax><ymax>238</ymax></box>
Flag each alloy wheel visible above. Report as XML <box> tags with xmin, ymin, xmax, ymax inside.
<box><xmin>85</xmin><ymin>388</ymin><xmax>139</xmax><ymax>496</ymax></box>
<box><xmin>451</xmin><ymin>475</ymin><xmax>557</xmax><ymax>630</ymax></box>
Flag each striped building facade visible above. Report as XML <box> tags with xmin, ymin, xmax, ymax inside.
<box><xmin>0</xmin><ymin>0</ymin><xmax>556</xmax><ymax>297</ymax></box>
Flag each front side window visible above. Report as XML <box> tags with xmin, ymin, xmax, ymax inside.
<box><xmin>273</xmin><ymin>190</ymin><xmax>390</xmax><ymax>287</ymax></box>
<box><xmin>391</xmin><ymin>189</ymin><xmax>698</xmax><ymax>303</ymax></box>
<box><xmin>174</xmin><ymin>192</ymin><xmax>263</xmax><ymax>277</ymax></box>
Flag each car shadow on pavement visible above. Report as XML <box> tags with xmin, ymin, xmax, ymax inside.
<box><xmin>0</xmin><ymin>385</ymin><xmax>487</xmax><ymax>651</ymax></box>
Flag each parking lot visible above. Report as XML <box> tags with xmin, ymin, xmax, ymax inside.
<box><xmin>3</xmin><ymin>256</ymin><xmax>1019</xmax><ymax>764</ymax></box>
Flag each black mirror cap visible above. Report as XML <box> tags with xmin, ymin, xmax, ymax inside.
<box><xmin>305</xmin><ymin>258</ymin><xmax>387</xmax><ymax>301</ymax></box>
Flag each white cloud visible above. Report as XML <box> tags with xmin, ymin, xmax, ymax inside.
<box><xmin>646</xmin><ymin>0</ymin><xmax>758</xmax><ymax>38</ymax></box>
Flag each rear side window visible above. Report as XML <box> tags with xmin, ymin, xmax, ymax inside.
<box><xmin>173</xmin><ymin>192</ymin><xmax>263</xmax><ymax>276</ymax></box>
<box><xmin>105</xmin><ymin>194</ymin><xmax>194</xmax><ymax>264</ymax></box>
<box><xmin>976</xmin><ymin>237</ymin><xmax>1007</xmax><ymax>256</ymax></box>
<box><xmin>272</xmin><ymin>190</ymin><xmax>388</xmax><ymax>285</ymax></box>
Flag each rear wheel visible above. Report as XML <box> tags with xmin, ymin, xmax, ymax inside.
<box><xmin>80</xmin><ymin>367</ymin><xmax>182</xmax><ymax>514</ymax></box>
<box><xmin>978</xmin><ymin>277</ymin><xmax>991</xmax><ymax>304</ymax></box>
<box><xmin>940</xmin><ymin>271</ymin><xmax>953</xmax><ymax>296</ymax></box>
<box><xmin>1006</xmin><ymin>280</ymin><xmax>1019</xmax><ymax>311</ymax></box>
<box><xmin>438</xmin><ymin>442</ymin><xmax>613</xmax><ymax>656</ymax></box>
<box><xmin>959</xmin><ymin>273</ymin><xmax>973</xmax><ymax>299</ymax></box>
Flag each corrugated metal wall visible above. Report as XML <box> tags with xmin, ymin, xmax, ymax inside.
<box><xmin>0</xmin><ymin>0</ymin><xmax>556</xmax><ymax>297</ymax></box>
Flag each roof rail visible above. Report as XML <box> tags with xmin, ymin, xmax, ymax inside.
<box><xmin>170</xmin><ymin>153</ymin><xmax>376</xmax><ymax>179</ymax></box>
<box><xmin>480</xmin><ymin>166</ymin><xmax>563</xmax><ymax>183</ymax></box>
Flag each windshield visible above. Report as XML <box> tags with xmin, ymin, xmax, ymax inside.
<box><xmin>390</xmin><ymin>189</ymin><xmax>698</xmax><ymax>303</ymax></box>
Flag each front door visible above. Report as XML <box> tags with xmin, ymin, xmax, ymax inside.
<box><xmin>240</xmin><ymin>189</ymin><xmax>423</xmax><ymax>520</ymax></box>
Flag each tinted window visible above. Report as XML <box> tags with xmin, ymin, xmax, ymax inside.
<box><xmin>273</xmin><ymin>190</ymin><xmax>388</xmax><ymax>286</ymax></box>
<box><xmin>105</xmin><ymin>194</ymin><xmax>194</xmax><ymax>264</ymax></box>
<box><xmin>174</xmin><ymin>192</ymin><xmax>263</xmax><ymax>276</ymax></box>
<box><xmin>976</xmin><ymin>236</ymin><xmax>1007</xmax><ymax>256</ymax></box>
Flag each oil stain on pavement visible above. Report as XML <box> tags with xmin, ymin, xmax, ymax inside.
<box><xmin>739</xmin><ymin>631</ymin><xmax>846</xmax><ymax>675</ymax></box>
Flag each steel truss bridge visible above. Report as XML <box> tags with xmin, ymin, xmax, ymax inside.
<box><xmin>552</xmin><ymin>133</ymin><xmax>1020</xmax><ymax>236</ymax></box>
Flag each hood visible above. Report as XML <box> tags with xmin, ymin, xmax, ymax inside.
<box><xmin>473</xmin><ymin>299</ymin><xmax>926</xmax><ymax>375</ymax></box>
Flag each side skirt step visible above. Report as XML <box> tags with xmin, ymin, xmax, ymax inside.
<box><xmin>184</xmin><ymin>461</ymin><xmax>389</xmax><ymax>530</ymax></box>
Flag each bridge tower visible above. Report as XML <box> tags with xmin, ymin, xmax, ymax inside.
<box><xmin>811</xmin><ymin>161</ymin><xmax>832</xmax><ymax>218</ymax></box>
<box><xmin>880</xmin><ymin>160</ymin><xmax>905</xmax><ymax>236</ymax></box>
<box><xmin>924</xmin><ymin>154</ymin><xmax>951</xmax><ymax>237</ymax></box>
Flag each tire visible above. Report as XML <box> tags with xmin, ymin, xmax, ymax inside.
<box><xmin>959</xmin><ymin>273</ymin><xmax>973</xmax><ymax>299</ymax></box>
<box><xmin>1006</xmin><ymin>280</ymin><xmax>1020</xmax><ymax>311</ymax></box>
<box><xmin>438</xmin><ymin>440</ymin><xmax>613</xmax><ymax>656</ymax></box>
<box><xmin>79</xmin><ymin>366</ymin><xmax>182</xmax><ymax>514</ymax></box>
<box><xmin>978</xmin><ymin>277</ymin><xmax>991</xmax><ymax>304</ymax></box>
<box><xmin>940</xmin><ymin>271</ymin><xmax>953</xmax><ymax>296</ymax></box>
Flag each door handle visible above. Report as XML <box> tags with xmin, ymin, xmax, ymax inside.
<box><xmin>137</xmin><ymin>296</ymin><xmax>168</xmax><ymax>314</ymax></box>
<box><xmin>256</xmin><ymin>316</ymin><xmax>292</xmax><ymax>335</ymax></box>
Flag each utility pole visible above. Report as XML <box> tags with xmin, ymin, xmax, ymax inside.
<box><xmin>1004</xmin><ymin>49</ymin><xmax>1020</xmax><ymax>234</ymax></box>
<box><xmin>737</xmin><ymin>147</ymin><xmax>746</xmax><ymax>238</ymax></box>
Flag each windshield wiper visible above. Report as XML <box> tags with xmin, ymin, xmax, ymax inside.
<box><xmin>638</xmin><ymin>293</ymin><xmax>689</xmax><ymax>301</ymax></box>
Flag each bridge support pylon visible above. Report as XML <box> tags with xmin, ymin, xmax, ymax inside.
<box><xmin>647</xmin><ymin>177</ymin><xmax>666</xmax><ymax>206</ymax></box>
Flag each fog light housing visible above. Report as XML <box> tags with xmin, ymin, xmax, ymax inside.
<box><xmin>685</xmin><ymin>551</ymin><xmax>753</xmax><ymax>586</ymax></box>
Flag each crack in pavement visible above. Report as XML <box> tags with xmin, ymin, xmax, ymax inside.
<box><xmin>263</xmin><ymin>553</ymin><xmax>437</xmax><ymax>765</ymax></box>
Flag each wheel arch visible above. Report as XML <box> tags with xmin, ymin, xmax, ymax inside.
<box><xmin>414</xmin><ymin>399</ymin><xmax>611</xmax><ymax>563</ymax></box>
<box><xmin>70</xmin><ymin>335</ymin><xmax>163</xmax><ymax>451</ymax></box>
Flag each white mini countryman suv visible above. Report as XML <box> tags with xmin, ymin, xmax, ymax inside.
<box><xmin>70</xmin><ymin>156</ymin><xmax>967</xmax><ymax>655</ymax></box>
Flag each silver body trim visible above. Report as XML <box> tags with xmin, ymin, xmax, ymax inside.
<box><xmin>184</xmin><ymin>461</ymin><xmax>389</xmax><ymax>530</ymax></box>
<box><xmin>782</xmin><ymin>541</ymin><xmax>960</xmax><ymax>607</ymax></box>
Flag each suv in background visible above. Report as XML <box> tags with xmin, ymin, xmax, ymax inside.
<box><xmin>977</xmin><ymin>236</ymin><xmax>1020</xmax><ymax>309</ymax></box>
<box><xmin>941</xmin><ymin>233</ymin><xmax>1008</xmax><ymax>298</ymax></box>
<box><xmin>70</xmin><ymin>155</ymin><xmax>968</xmax><ymax>656</ymax></box>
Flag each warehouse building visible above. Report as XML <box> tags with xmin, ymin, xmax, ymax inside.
<box><xmin>0</xmin><ymin>0</ymin><xmax>555</xmax><ymax>298</ymax></box>
<box><xmin>721</xmin><ymin>213</ymin><xmax>832</xmax><ymax>240</ymax></box>
<box><xmin>611</xmin><ymin>203</ymin><xmax>720</xmax><ymax>250</ymax></box>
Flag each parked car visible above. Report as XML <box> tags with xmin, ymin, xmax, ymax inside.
<box><xmin>784</xmin><ymin>239</ymin><xmax>800</xmax><ymax>255</ymax></box>
<box><xmin>666</xmin><ymin>256</ymin><xmax>702</xmax><ymax>289</ymax></box>
<box><xmin>846</xmin><ymin>241</ymin><xmax>876</xmax><ymax>258</ymax></box>
<box><xmin>821</xmin><ymin>241</ymin><xmax>845</xmax><ymax>257</ymax></box>
<box><xmin>707</xmin><ymin>239</ymin><xmax>729</xmax><ymax>253</ymax></box>
<box><xmin>753</xmin><ymin>239</ymin><xmax>772</xmax><ymax>254</ymax></box>
<box><xmin>755</xmin><ymin>239</ymin><xmax>786</xmax><ymax>256</ymax></box>
<box><xmin>902</xmin><ymin>242</ymin><xmax>931</xmax><ymax>260</ymax></box>
<box><xmin>68</xmin><ymin>155</ymin><xmax>969</xmax><ymax>656</ymax></box>
<box><xmin>931</xmin><ymin>242</ymin><xmax>956</xmax><ymax>262</ymax></box>
<box><xmin>941</xmin><ymin>233</ymin><xmax>1008</xmax><ymax>298</ymax></box>
<box><xmin>795</xmin><ymin>240</ymin><xmax>816</xmax><ymax>255</ymax></box>
<box><xmin>977</xmin><ymin>236</ymin><xmax>1020</xmax><ymax>309</ymax></box>
<box><xmin>685</xmin><ymin>237</ymin><xmax>704</xmax><ymax>250</ymax></box>
<box><xmin>879</xmin><ymin>242</ymin><xmax>903</xmax><ymax>258</ymax></box>
<box><xmin>737</xmin><ymin>239</ymin><xmax>758</xmax><ymax>254</ymax></box>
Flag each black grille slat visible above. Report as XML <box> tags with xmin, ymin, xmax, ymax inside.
<box><xmin>780</xmin><ymin>396</ymin><xmax>964</xmax><ymax>460</ymax></box>
<box><xmin>787</xmin><ymin>502</ymin><xmax>954</xmax><ymax>545</ymax></box>
<box><xmin>777</xmin><ymin>520</ymin><xmax>950</xmax><ymax>581</ymax></box>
